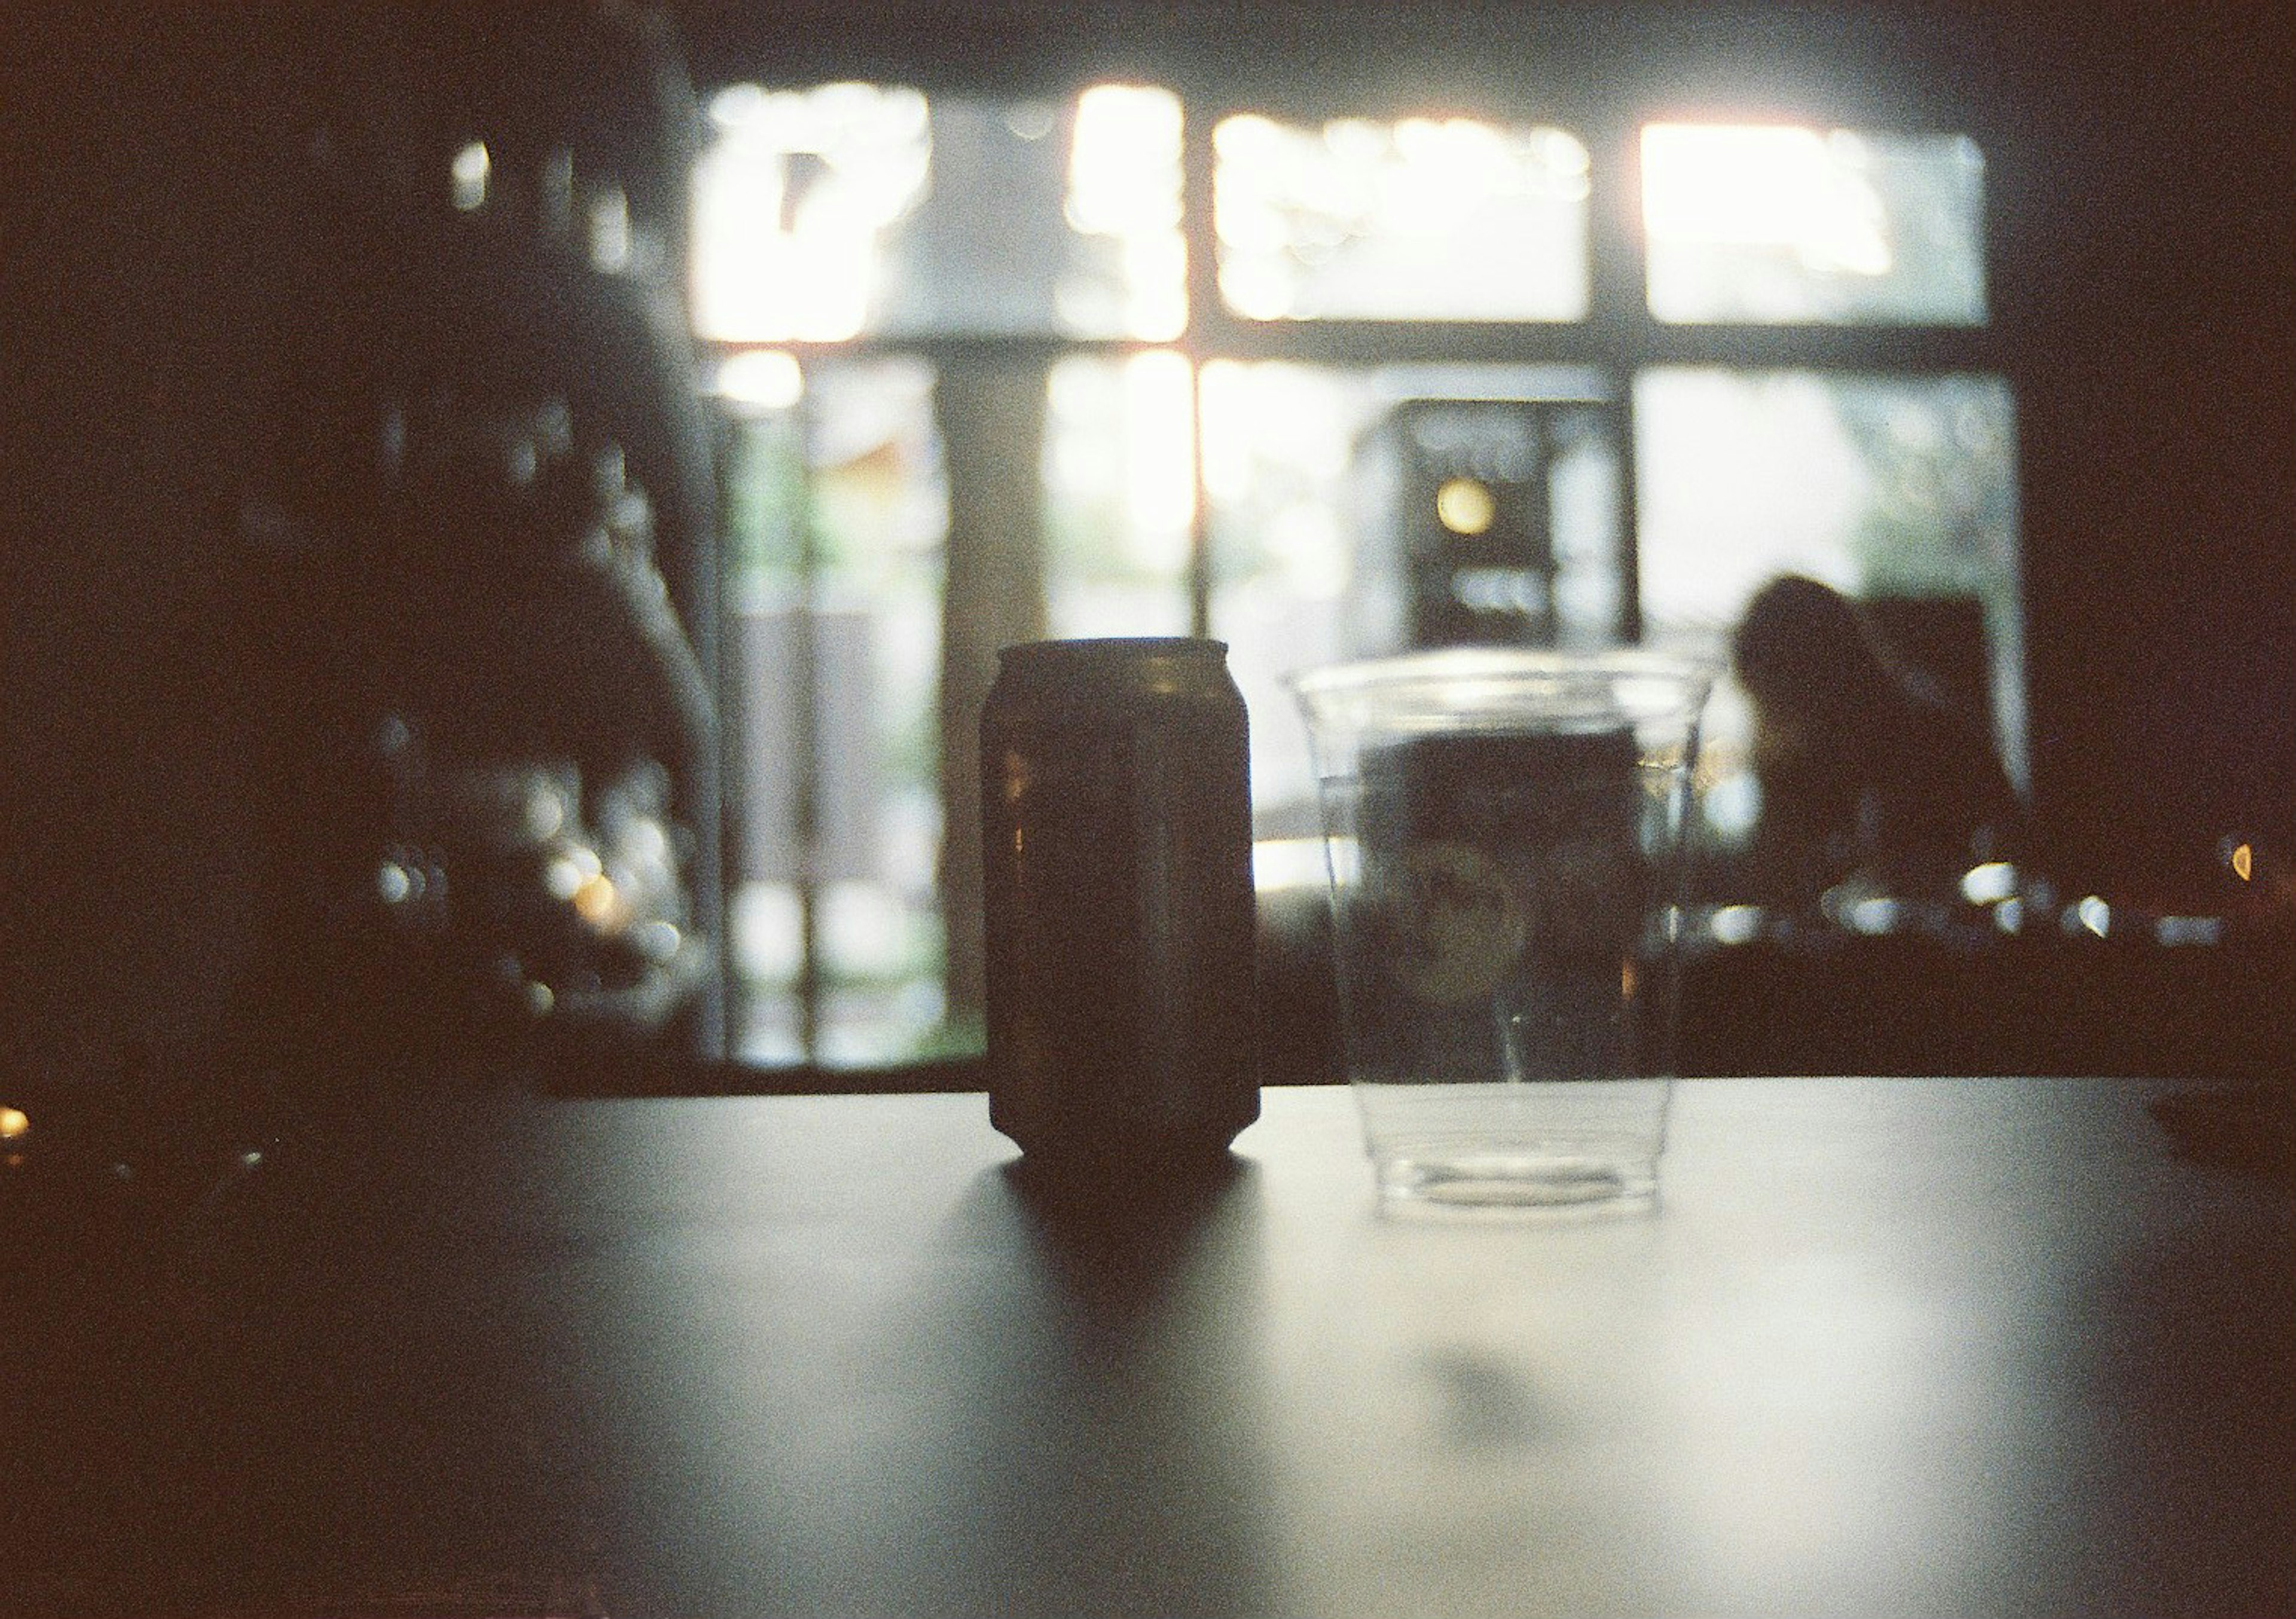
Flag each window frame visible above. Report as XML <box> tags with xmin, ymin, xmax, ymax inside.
<box><xmin>698</xmin><ymin>80</ymin><xmax>2007</xmax><ymax>606</ymax></box>
<box><xmin>695</xmin><ymin>69</ymin><xmax>2019</xmax><ymax>1077</ymax></box>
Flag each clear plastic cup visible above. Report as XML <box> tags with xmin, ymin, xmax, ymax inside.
<box><xmin>1291</xmin><ymin>649</ymin><xmax>1713</xmax><ymax>1215</ymax></box>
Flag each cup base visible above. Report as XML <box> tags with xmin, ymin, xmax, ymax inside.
<box><xmin>1356</xmin><ymin>1079</ymin><xmax>1670</xmax><ymax>1217</ymax></box>
<box><xmin>1375</xmin><ymin>1153</ymin><xmax>1659</xmax><ymax>1218</ymax></box>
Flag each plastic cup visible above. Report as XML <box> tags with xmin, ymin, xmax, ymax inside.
<box><xmin>1291</xmin><ymin>649</ymin><xmax>1712</xmax><ymax>1215</ymax></box>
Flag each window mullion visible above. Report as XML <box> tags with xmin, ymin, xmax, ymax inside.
<box><xmin>1583</xmin><ymin>114</ymin><xmax>1646</xmax><ymax>640</ymax></box>
<box><xmin>1583</xmin><ymin>113</ymin><xmax>1645</xmax><ymax>361</ymax></box>
<box><xmin>1634</xmin><ymin>325</ymin><xmax>2002</xmax><ymax>373</ymax></box>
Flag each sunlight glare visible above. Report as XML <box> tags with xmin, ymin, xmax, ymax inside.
<box><xmin>1642</xmin><ymin>124</ymin><xmax>1891</xmax><ymax>275</ymax></box>
<box><xmin>1067</xmin><ymin>85</ymin><xmax>1187</xmax><ymax>339</ymax></box>
<box><xmin>716</xmin><ymin>349</ymin><xmax>805</xmax><ymax>411</ymax></box>
<box><xmin>1215</xmin><ymin>112</ymin><xmax>1588</xmax><ymax>321</ymax></box>
<box><xmin>691</xmin><ymin>82</ymin><xmax>931</xmax><ymax>343</ymax></box>
<box><xmin>1123</xmin><ymin>350</ymin><xmax>1197</xmax><ymax>540</ymax></box>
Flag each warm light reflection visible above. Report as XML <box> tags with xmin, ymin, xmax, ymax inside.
<box><xmin>1436</xmin><ymin>476</ymin><xmax>1497</xmax><ymax>536</ymax></box>
<box><xmin>2232</xmin><ymin>842</ymin><xmax>2254</xmax><ymax>881</ymax></box>
<box><xmin>1002</xmin><ymin>750</ymin><xmax>1032</xmax><ymax>804</ymax></box>
<box><xmin>0</xmin><ymin>1105</ymin><xmax>29</xmax><ymax>1141</ymax></box>
<box><xmin>573</xmin><ymin>872</ymin><xmax>626</xmax><ymax>930</ymax></box>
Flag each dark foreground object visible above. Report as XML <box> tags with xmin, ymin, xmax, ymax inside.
<box><xmin>979</xmin><ymin>637</ymin><xmax>1260</xmax><ymax>1168</ymax></box>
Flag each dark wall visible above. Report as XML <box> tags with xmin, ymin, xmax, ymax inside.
<box><xmin>5</xmin><ymin>10</ymin><xmax>319</xmax><ymax>1083</ymax></box>
<box><xmin>1982</xmin><ymin>4</ymin><xmax>2295</xmax><ymax>892</ymax></box>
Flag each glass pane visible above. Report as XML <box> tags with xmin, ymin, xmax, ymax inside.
<box><xmin>722</xmin><ymin>352</ymin><xmax>1201</xmax><ymax>1064</ymax></box>
<box><xmin>694</xmin><ymin>82</ymin><xmax>1184</xmax><ymax>342</ymax></box>
<box><xmin>1642</xmin><ymin>125</ymin><xmax>1986</xmax><ymax>325</ymax></box>
<box><xmin>1634</xmin><ymin>368</ymin><xmax>2023</xmax><ymax>854</ymax></box>
<box><xmin>1214</xmin><ymin>115</ymin><xmax>1590</xmax><ymax>321</ymax></box>
<box><xmin>1042</xmin><ymin>352</ymin><xmax>1195</xmax><ymax>640</ymax></box>
<box><xmin>720</xmin><ymin>355</ymin><xmax>953</xmax><ymax>1065</ymax></box>
<box><xmin>1204</xmin><ymin>363</ymin><xmax>1623</xmax><ymax>831</ymax></box>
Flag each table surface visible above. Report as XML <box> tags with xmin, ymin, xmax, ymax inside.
<box><xmin>6</xmin><ymin>1078</ymin><xmax>2292</xmax><ymax>1618</ymax></box>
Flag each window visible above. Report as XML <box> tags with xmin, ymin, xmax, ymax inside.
<box><xmin>1212</xmin><ymin>115</ymin><xmax>1591</xmax><ymax>321</ymax></box>
<box><xmin>695</xmin><ymin>86</ymin><xmax>2019</xmax><ymax>1065</ymax></box>
<box><xmin>1641</xmin><ymin>124</ymin><xmax>1987</xmax><ymax>325</ymax></box>
<box><xmin>694</xmin><ymin>82</ymin><xmax>1184</xmax><ymax>343</ymax></box>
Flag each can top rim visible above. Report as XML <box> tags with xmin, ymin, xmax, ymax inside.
<box><xmin>998</xmin><ymin>637</ymin><xmax>1227</xmax><ymax>665</ymax></box>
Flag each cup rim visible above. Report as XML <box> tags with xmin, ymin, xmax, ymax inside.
<box><xmin>1288</xmin><ymin>646</ymin><xmax>1717</xmax><ymax>729</ymax></box>
<box><xmin>1290</xmin><ymin>645</ymin><xmax>1715</xmax><ymax>692</ymax></box>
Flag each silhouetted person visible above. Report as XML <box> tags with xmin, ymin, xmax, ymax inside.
<box><xmin>1730</xmin><ymin>575</ymin><xmax>2022</xmax><ymax>911</ymax></box>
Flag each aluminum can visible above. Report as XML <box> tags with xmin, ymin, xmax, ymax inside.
<box><xmin>980</xmin><ymin>637</ymin><xmax>1259</xmax><ymax>1168</ymax></box>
